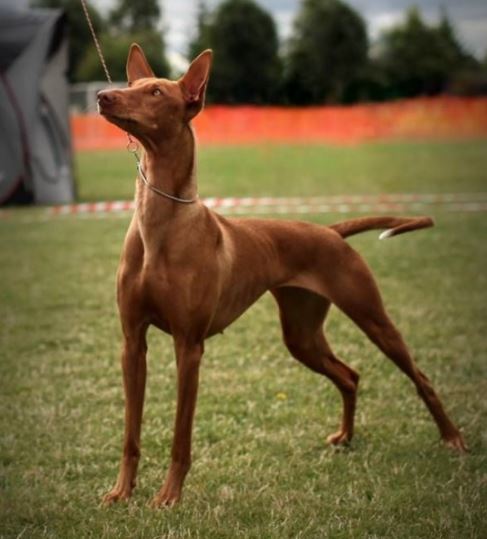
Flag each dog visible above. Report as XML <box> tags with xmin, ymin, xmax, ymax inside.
<box><xmin>97</xmin><ymin>44</ymin><xmax>467</xmax><ymax>507</ymax></box>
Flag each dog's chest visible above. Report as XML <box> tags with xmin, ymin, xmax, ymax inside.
<box><xmin>138</xmin><ymin>267</ymin><xmax>172</xmax><ymax>330</ymax></box>
<box><xmin>136</xmin><ymin>257</ymin><xmax>215</xmax><ymax>334</ymax></box>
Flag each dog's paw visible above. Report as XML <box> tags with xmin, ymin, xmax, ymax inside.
<box><xmin>326</xmin><ymin>430</ymin><xmax>352</xmax><ymax>446</ymax></box>
<box><xmin>443</xmin><ymin>432</ymin><xmax>468</xmax><ymax>453</ymax></box>
<box><xmin>102</xmin><ymin>487</ymin><xmax>132</xmax><ymax>506</ymax></box>
<box><xmin>150</xmin><ymin>488</ymin><xmax>181</xmax><ymax>509</ymax></box>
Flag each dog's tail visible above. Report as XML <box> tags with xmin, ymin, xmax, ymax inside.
<box><xmin>329</xmin><ymin>215</ymin><xmax>434</xmax><ymax>240</ymax></box>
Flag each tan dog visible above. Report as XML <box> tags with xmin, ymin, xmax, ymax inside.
<box><xmin>97</xmin><ymin>44</ymin><xmax>466</xmax><ymax>507</ymax></box>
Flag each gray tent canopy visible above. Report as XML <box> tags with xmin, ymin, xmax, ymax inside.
<box><xmin>0</xmin><ymin>4</ymin><xmax>75</xmax><ymax>205</ymax></box>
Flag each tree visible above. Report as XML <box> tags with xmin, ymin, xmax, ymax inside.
<box><xmin>76</xmin><ymin>31</ymin><xmax>169</xmax><ymax>82</ymax></box>
<box><xmin>283</xmin><ymin>0</ymin><xmax>368</xmax><ymax>104</ymax></box>
<box><xmin>205</xmin><ymin>0</ymin><xmax>281</xmax><ymax>104</ymax></box>
<box><xmin>377</xmin><ymin>7</ymin><xmax>472</xmax><ymax>98</ymax></box>
<box><xmin>437</xmin><ymin>10</ymin><xmax>465</xmax><ymax>68</ymax></box>
<box><xmin>109</xmin><ymin>0</ymin><xmax>161</xmax><ymax>33</ymax></box>
<box><xmin>188</xmin><ymin>0</ymin><xmax>212</xmax><ymax>61</ymax></box>
<box><xmin>32</xmin><ymin>0</ymin><xmax>105</xmax><ymax>82</ymax></box>
<box><xmin>77</xmin><ymin>0</ymin><xmax>169</xmax><ymax>81</ymax></box>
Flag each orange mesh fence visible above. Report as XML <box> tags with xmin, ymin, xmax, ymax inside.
<box><xmin>71</xmin><ymin>97</ymin><xmax>487</xmax><ymax>150</ymax></box>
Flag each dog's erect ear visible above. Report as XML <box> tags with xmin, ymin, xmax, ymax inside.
<box><xmin>179</xmin><ymin>49</ymin><xmax>213</xmax><ymax>119</ymax></box>
<box><xmin>126</xmin><ymin>43</ymin><xmax>155</xmax><ymax>84</ymax></box>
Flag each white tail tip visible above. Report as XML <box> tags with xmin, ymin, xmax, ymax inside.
<box><xmin>379</xmin><ymin>229</ymin><xmax>394</xmax><ymax>240</ymax></box>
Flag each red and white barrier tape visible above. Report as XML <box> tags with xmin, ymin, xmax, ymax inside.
<box><xmin>1</xmin><ymin>193</ymin><xmax>487</xmax><ymax>221</ymax></box>
<box><xmin>49</xmin><ymin>200</ymin><xmax>134</xmax><ymax>216</ymax></box>
<box><xmin>47</xmin><ymin>193</ymin><xmax>487</xmax><ymax>216</ymax></box>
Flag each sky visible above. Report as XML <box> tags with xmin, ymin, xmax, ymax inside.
<box><xmin>91</xmin><ymin>0</ymin><xmax>487</xmax><ymax>68</ymax></box>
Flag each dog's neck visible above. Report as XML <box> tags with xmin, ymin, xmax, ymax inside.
<box><xmin>135</xmin><ymin>123</ymin><xmax>199</xmax><ymax>228</ymax></box>
<box><xmin>132</xmin><ymin>122</ymin><xmax>201</xmax><ymax>261</ymax></box>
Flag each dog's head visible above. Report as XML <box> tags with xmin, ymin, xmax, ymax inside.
<box><xmin>97</xmin><ymin>44</ymin><xmax>212</xmax><ymax>142</ymax></box>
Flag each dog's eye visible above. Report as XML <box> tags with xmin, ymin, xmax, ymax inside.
<box><xmin>152</xmin><ymin>88</ymin><xmax>162</xmax><ymax>96</ymax></box>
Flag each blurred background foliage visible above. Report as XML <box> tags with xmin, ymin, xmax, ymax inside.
<box><xmin>34</xmin><ymin>0</ymin><xmax>487</xmax><ymax>104</ymax></box>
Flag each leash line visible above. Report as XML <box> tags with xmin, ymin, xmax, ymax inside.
<box><xmin>79</xmin><ymin>1</ymin><xmax>138</xmax><ymax>153</ymax></box>
<box><xmin>79</xmin><ymin>0</ymin><xmax>112</xmax><ymax>85</ymax></box>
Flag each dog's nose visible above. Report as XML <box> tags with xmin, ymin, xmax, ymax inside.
<box><xmin>97</xmin><ymin>90</ymin><xmax>116</xmax><ymax>105</ymax></box>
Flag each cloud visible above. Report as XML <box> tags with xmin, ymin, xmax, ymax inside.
<box><xmin>366</xmin><ymin>12</ymin><xmax>404</xmax><ymax>40</ymax></box>
<box><xmin>346</xmin><ymin>0</ymin><xmax>487</xmax><ymax>55</ymax></box>
<box><xmin>456</xmin><ymin>18</ymin><xmax>487</xmax><ymax>56</ymax></box>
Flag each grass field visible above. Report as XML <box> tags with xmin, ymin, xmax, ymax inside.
<box><xmin>1</xmin><ymin>140</ymin><xmax>487</xmax><ymax>538</ymax></box>
<box><xmin>75</xmin><ymin>139</ymin><xmax>487</xmax><ymax>201</ymax></box>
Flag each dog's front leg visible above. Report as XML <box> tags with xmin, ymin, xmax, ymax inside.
<box><xmin>151</xmin><ymin>339</ymin><xmax>204</xmax><ymax>508</ymax></box>
<box><xmin>103</xmin><ymin>327</ymin><xmax>148</xmax><ymax>505</ymax></box>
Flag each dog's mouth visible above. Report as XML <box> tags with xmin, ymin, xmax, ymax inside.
<box><xmin>103</xmin><ymin>113</ymin><xmax>139</xmax><ymax>131</ymax></box>
<box><xmin>105</xmin><ymin>113</ymin><xmax>137</xmax><ymax>125</ymax></box>
<box><xmin>98</xmin><ymin>104</ymin><xmax>137</xmax><ymax>126</ymax></box>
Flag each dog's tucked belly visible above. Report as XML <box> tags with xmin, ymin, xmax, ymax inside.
<box><xmin>145</xmin><ymin>276</ymin><xmax>270</xmax><ymax>338</ymax></box>
<box><xmin>206</xmin><ymin>286</ymin><xmax>269</xmax><ymax>337</ymax></box>
<box><xmin>137</xmin><ymin>259</ymin><xmax>274</xmax><ymax>338</ymax></box>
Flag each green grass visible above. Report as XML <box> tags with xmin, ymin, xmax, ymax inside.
<box><xmin>76</xmin><ymin>139</ymin><xmax>487</xmax><ymax>201</ymax></box>
<box><xmin>1</xmin><ymin>140</ymin><xmax>487</xmax><ymax>538</ymax></box>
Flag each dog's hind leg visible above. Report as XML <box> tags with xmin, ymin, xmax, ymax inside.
<box><xmin>272</xmin><ymin>286</ymin><xmax>359</xmax><ymax>445</ymax></box>
<box><xmin>326</xmin><ymin>252</ymin><xmax>467</xmax><ymax>452</ymax></box>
